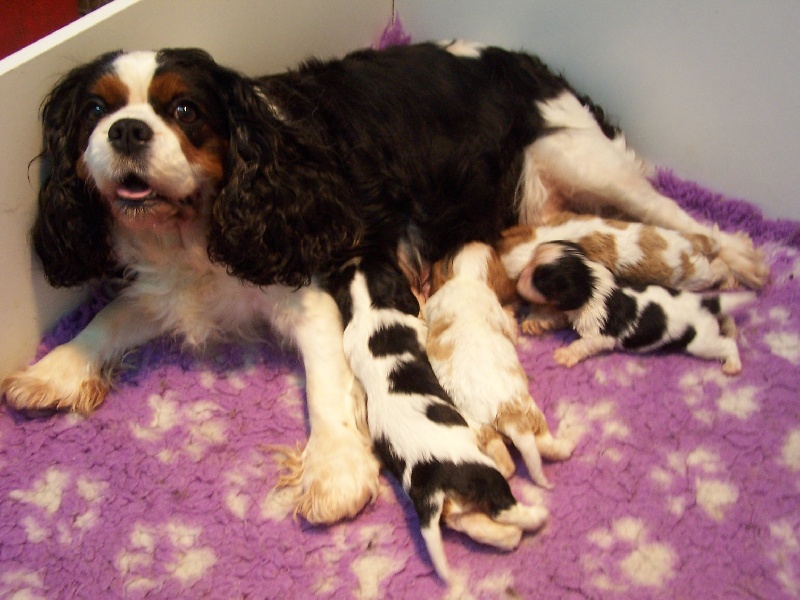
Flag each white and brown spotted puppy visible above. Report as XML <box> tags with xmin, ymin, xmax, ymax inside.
<box><xmin>425</xmin><ymin>243</ymin><xmax>574</xmax><ymax>489</ymax></box>
<box><xmin>519</xmin><ymin>241</ymin><xmax>755</xmax><ymax>374</ymax></box>
<box><xmin>500</xmin><ymin>211</ymin><xmax>736</xmax><ymax>292</ymax></box>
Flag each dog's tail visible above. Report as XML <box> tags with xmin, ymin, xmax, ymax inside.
<box><xmin>717</xmin><ymin>291</ymin><xmax>758</xmax><ymax>314</ymax></box>
<box><xmin>420</xmin><ymin>501</ymin><xmax>452</xmax><ymax>583</ymax></box>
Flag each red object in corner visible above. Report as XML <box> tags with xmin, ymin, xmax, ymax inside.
<box><xmin>0</xmin><ymin>0</ymin><xmax>78</xmax><ymax>60</ymax></box>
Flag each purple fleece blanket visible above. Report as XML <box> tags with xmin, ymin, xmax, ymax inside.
<box><xmin>1</xmin><ymin>170</ymin><xmax>799</xmax><ymax>599</ymax></box>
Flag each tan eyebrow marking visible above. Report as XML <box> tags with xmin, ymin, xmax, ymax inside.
<box><xmin>148</xmin><ymin>72</ymin><xmax>190</xmax><ymax>106</ymax></box>
<box><xmin>90</xmin><ymin>74</ymin><xmax>129</xmax><ymax>107</ymax></box>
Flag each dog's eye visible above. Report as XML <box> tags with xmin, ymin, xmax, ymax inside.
<box><xmin>174</xmin><ymin>101</ymin><xmax>199</xmax><ymax>124</ymax></box>
<box><xmin>87</xmin><ymin>99</ymin><xmax>107</xmax><ymax>120</ymax></box>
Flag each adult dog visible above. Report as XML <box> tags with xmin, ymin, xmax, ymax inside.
<box><xmin>2</xmin><ymin>41</ymin><xmax>766</xmax><ymax>525</ymax></box>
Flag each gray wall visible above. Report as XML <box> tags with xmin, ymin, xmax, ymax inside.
<box><xmin>401</xmin><ymin>0</ymin><xmax>800</xmax><ymax>221</ymax></box>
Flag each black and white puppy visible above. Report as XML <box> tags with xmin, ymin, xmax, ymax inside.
<box><xmin>332</xmin><ymin>257</ymin><xmax>547</xmax><ymax>583</ymax></box>
<box><xmin>518</xmin><ymin>241</ymin><xmax>755</xmax><ymax>374</ymax></box>
<box><xmin>2</xmin><ymin>42</ymin><xmax>766</xmax><ymax>529</ymax></box>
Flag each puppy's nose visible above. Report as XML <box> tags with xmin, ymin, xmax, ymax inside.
<box><xmin>108</xmin><ymin>118</ymin><xmax>153</xmax><ymax>155</ymax></box>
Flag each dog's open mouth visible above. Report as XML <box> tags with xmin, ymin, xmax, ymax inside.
<box><xmin>111</xmin><ymin>174</ymin><xmax>197</xmax><ymax>224</ymax></box>
<box><xmin>115</xmin><ymin>174</ymin><xmax>163</xmax><ymax>207</ymax></box>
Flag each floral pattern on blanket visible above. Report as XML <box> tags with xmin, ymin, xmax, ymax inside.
<box><xmin>1</xmin><ymin>172</ymin><xmax>799</xmax><ymax>599</ymax></box>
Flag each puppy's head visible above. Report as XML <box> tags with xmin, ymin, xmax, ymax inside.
<box><xmin>517</xmin><ymin>241</ymin><xmax>595</xmax><ymax>311</ymax></box>
<box><xmin>35</xmin><ymin>49</ymin><xmax>360</xmax><ymax>288</ymax></box>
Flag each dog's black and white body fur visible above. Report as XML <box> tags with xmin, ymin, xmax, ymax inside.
<box><xmin>519</xmin><ymin>241</ymin><xmax>755</xmax><ymax>373</ymax></box>
<box><xmin>3</xmin><ymin>42</ymin><xmax>766</xmax><ymax>531</ymax></box>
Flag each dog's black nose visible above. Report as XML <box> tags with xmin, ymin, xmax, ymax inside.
<box><xmin>108</xmin><ymin>118</ymin><xmax>153</xmax><ymax>155</ymax></box>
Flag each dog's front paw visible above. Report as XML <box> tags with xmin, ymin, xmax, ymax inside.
<box><xmin>2</xmin><ymin>345</ymin><xmax>108</xmax><ymax>414</ymax></box>
<box><xmin>521</xmin><ymin>318</ymin><xmax>551</xmax><ymax>337</ymax></box>
<box><xmin>275</xmin><ymin>426</ymin><xmax>380</xmax><ymax>524</ymax></box>
<box><xmin>553</xmin><ymin>347</ymin><xmax>580</xmax><ymax>368</ymax></box>
<box><xmin>718</xmin><ymin>231</ymin><xmax>769</xmax><ymax>289</ymax></box>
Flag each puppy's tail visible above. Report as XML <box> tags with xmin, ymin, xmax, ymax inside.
<box><xmin>419</xmin><ymin>493</ymin><xmax>451</xmax><ymax>583</ymax></box>
<box><xmin>717</xmin><ymin>291</ymin><xmax>758</xmax><ymax>314</ymax></box>
<box><xmin>708</xmin><ymin>224</ymin><xmax>723</xmax><ymax>255</ymax></box>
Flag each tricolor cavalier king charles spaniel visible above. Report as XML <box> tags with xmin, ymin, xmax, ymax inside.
<box><xmin>3</xmin><ymin>42</ymin><xmax>766</xmax><ymax>535</ymax></box>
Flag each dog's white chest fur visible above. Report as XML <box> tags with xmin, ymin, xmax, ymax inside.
<box><xmin>115</xmin><ymin>229</ymin><xmax>297</xmax><ymax>348</ymax></box>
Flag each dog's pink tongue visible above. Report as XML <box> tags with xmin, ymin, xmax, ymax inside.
<box><xmin>117</xmin><ymin>186</ymin><xmax>153</xmax><ymax>200</ymax></box>
<box><xmin>117</xmin><ymin>175</ymin><xmax>153</xmax><ymax>200</ymax></box>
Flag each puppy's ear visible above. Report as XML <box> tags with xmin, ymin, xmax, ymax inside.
<box><xmin>32</xmin><ymin>52</ymin><xmax>121</xmax><ymax>287</ymax></box>
<box><xmin>205</xmin><ymin>65</ymin><xmax>362</xmax><ymax>287</ymax></box>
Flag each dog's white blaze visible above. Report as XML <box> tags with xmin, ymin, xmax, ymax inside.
<box><xmin>113</xmin><ymin>51</ymin><xmax>158</xmax><ymax>104</ymax></box>
<box><xmin>85</xmin><ymin>102</ymin><xmax>197</xmax><ymax>199</ymax></box>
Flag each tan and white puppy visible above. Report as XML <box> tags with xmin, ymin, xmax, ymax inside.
<box><xmin>499</xmin><ymin>212</ymin><xmax>740</xmax><ymax>336</ymax></box>
<box><xmin>500</xmin><ymin>211</ymin><xmax>736</xmax><ymax>291</ymax></box>
<box><xmin>425</xmin><ymin>242</ymin><xmax>574</xmax><ymax>488</ymax></box>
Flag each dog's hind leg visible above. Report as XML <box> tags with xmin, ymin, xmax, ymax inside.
<box><xmin>521</xmin><ymin>92</ymin><xmax>768</xmax><ymax>288</ymax></box>
<box><xmin>495</xmin><ymin>401</ymin><xmax>574</xmax><ymax>487</ymax></box>
<box><xmin>504</xmin><ymin>427</ymin><xmax>551</xmax><ymax>488</ymax></box>
<box><xmin>686</xmin><ymin>333</ymin><xmax>743</xmax><ymax>375</ymax></box>
<box><xmin>718</xmin><ymin>314</ymin><xmax>738</xmax><ymax>339</ymax></box>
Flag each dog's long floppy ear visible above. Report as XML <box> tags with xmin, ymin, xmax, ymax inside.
<box><xmin>205</xmin><ymin>62</ymin><xmax>362</xmax><ymax>288</ymax></box>
<box><xmin>32</xmin><ymin>51</ymin><xmax>121</xmax><ymax>288</ymax></box>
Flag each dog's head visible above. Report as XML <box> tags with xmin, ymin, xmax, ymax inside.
<box><xmin>517</xmin><ymin>241</ymin><xmax>596</xmax><ymax>310</ymax></box>
<box><xmin>35</xmin><ymin>49</ymin><xmax>360</xmax><ymax>288</ymax></box>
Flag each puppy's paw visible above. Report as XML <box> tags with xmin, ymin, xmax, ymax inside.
<box><xmin>494</xmin><ymin>503</ymin><xmax>549</xmax><ymax>532</ymax></box>
<box><xmin>535</xmin><ymin>431</ymin><xmax>576</xmax><ymax>462</ymax></box>
<box><xmin>553</xmin><ymin>347</ymin><xmax>580</xmax><ymax>368</ymax></box>
<box><xmin>521</xmin><ymin>318</ymin><xmax>550</xmax><ymax>336</ymax></box>
<box><xmin>2</xmin><ymin>345</ymin><xmax>108</xmax><ymax>414</ymax></box>
<box><xmin>443</xmin><ymin>500</ymin><xmax>522</xmax><ymax>550</ymax></box>
<box><xmin>284</xmin><ymin>427</ymin><xmax>380</xmax><ymax>524</ymax></box>
<box><xmin>476</xmin><ymin>425</ymin><xmax>515</xmax><ymax>479</ymax></box>
<box><xmin>718</xmin><ymin>231</ymin><xmax>769</xmax><ymax>289</ymax></box>
<box><xmin>722</xmin><ymin>357</ymin><xmax>742</xmax><ymax>376</ymax></box>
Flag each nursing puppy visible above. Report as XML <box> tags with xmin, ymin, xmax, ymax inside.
<box><xmin>336</xmin><ymin>258</ymin><xmax>548</xmax><ymax>583</ymax></box>
<box><xmin>499</xmin><ymin>213</ymin><xmax>737</xmax><ymax>336</ymax></box>
<box><xmin>500</xmin><ymin>212</ymin><xmax>734</xmax><ymax>292</ymax></box>
<box><xmin>518</xmin><ymin>241</ymin><xmax>754</xmax><ymax>374</ymax></box>
<box><xmin>425</xmin><ymin>243</ymin><xmax>574</xmax><ymax>488</ymax></box>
